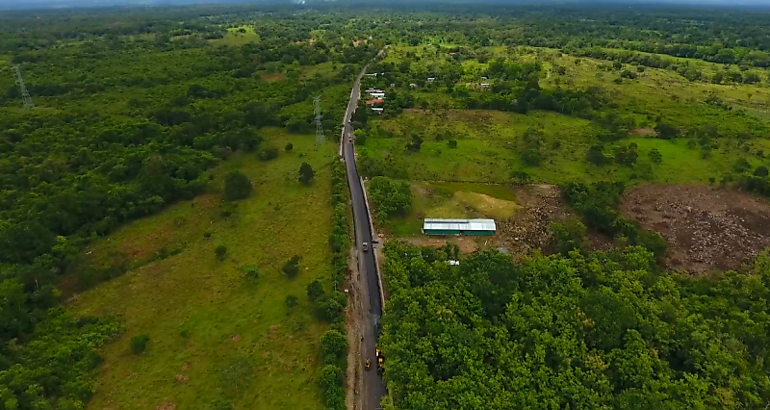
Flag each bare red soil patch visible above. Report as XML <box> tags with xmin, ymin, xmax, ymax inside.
<box><xmin>261</xmin><ymin>73</ymin><xmax>287</xmax><ymax>82</ymax></box>
<box><xmin>493</xmin><ymin>184</ymin><xmax>604</xmax><ymax>257</ymax></box>
<box><xmin>620</xmin><ymin>185</ymin><xmax>770</xmax><ymax>273</ymax></box>
<box><xmin>629</xmin><ymin>128</ymin><xmax>656</xmax><ymax>137</ymax></box>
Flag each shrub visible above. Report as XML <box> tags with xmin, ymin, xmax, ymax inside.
<box><xmin>368</xmin><ymin>177</ymin><xmax>412</xmax><ymax>221</ymax></box>
<box><xmin>587</xmin><ymin>144</ymin><xmax>611</xmax><ymax>165</ymax></box>
<box><xmin>215</xmin><ymin>245</ymin><xmax>227</xmax><ymax>261</ymax></box>
<box><xmin>315</xmin><ymin>291</ymin><xmax>347</xmax><ymax>322</ymax></box>
<box><xmin>754</xmin><ymin>166</ymin><xmax>769</xmax><ymax>177</ymax></box>
<box><xmin>285</xmin><ymin>142</ymin><xmax>293</xmax><ymax>152</ymax></box>
<box><xmin>550</xmin><ymin>219</ymin><xmax>587</xmax><ymax>255</ymax></box>
<box><xmin>224</xmin><ymin>171</ymin><xmax>252</xmax><ymax>201</ymax></box>
<box><xmin>307</xmin><ymin>279</ymin><xmax>325</xmax><ymax>302</ymax></box>
<box><xmin>649</xmin><ymin>148</ymin><xmax>663</xmax><ymax>163</ymax></box>
<box><xmin>283</xmin><ymin>255</ymin><xmax>302</xmax><ymax>278</ymax></box>
<box><xmin>520</xmin><ymin>148</ymin><xmax>544</xmax><ymax>166</ymax></box>
<box><xmin>320</xmin><ymin>329</ymin><xmax>348</xmax><ymax>365</ymax></box>
<box><xmin>257</xmin><ymin>147</ymin><xmax>279</xmax><ymax>161</ymax></box>
<box><xmin>733</xmin><ymin>158</ymin><xmax>752</xmax><ymax>173</ymax></box>
<box><xmin>319</xmin><ymin>365</ymin><xmax>345</xmax><ymax>409</ymax></box>
<box><xmin>241</xmin><ymin>264</ymin><xmax>259</xmax><ymax>280</ymax></box>
<box><xmin>299</xmin><ymin>162</ymin><xmax>315</xmax><ymax>184</ymax></box>
<box><xmin>655</xmin><ymin>122</ymin><xmax>679</xmax><ymax>139</ymax></box>
<box><xmin>285</xmin><ymin>294</ymin><xmax>298</xmax><ymax>308</ymax></box>
<box><xmin>130</xmin><ymin>334</ymin><xmax>151</xmax><ymax>354</ymax></box>
<box><xmin>406</xmin><ymin>135</ymin><xmax>423</xmax><ymax>152</ymax></box>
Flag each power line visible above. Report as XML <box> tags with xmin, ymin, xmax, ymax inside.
<box><xmin>313</xmin><ymin>95</ymin><xmax>323</xmax><ymax>144</ymax></box>
<box><xmin>13</xmin><ymin>65</ymin><xmax>34</xmax><ymax>109</ymax></box>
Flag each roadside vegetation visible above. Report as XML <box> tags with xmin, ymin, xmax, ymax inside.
<box><xmin>0</xmin><ymin>6</ymin><xmax>378</xmax><ymax>409</ymax></box>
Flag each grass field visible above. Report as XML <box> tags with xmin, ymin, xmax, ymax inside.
<box><xmin>387</xmin><ymin>181</ymin><xmax>518</xmax><ymax>236</ymax></box>
<box><xmin>68</xmin><ymin>128</ymin><xmax>337</xmax><ymax>410</ymax></box>
<box><xmin>364</xmin><ymin>109</ymin><xmax>765</xmax><ymax>185</ymax></box>
<box><xmin>211</xmin><ymin>26</ymin><xmax>261</xmax><ymax>46</ymax></box>
<box><xmin>381</xmin><ymin>45</ymin><xmax>770</xmax><ymax>136</ymax></box>
<box><xmin>362</xmin><ymin>44</ymin><xmax>770</xmax><ymax>187</ymax></box>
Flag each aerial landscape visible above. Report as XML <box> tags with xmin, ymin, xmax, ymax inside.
<box><xmin>1</xmin><ymin>1</ymin><xmax>770</xmax><ymax>409</ymax></box>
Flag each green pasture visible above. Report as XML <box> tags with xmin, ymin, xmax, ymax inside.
<box><xmin>68</xmin><ymin>129</ymin><xmax>336</xmax><ymax>410</ymax></box>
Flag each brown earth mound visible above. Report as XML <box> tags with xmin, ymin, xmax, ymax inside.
<box><xmin>620</xmin><ymin>185</ymin><xmax>770</xmax><ymax>273</ymax></box>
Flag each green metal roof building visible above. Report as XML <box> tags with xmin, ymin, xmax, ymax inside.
<box><xmin>422</xmin><ymin>219</ymin><xmax>496</xmax><ymax>236</ymax></box>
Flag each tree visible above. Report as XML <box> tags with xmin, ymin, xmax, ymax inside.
<box><xmin>354</xmin><ymin>129</ymin><xmax>367</xmax><ymax>145</ymax></box>
<box><xmin>521</xmin><ymin>148</ymin><xmax>544</xmax><ymax>166</ymax></box>
<box><xmin>655</xmin><ymin>122</ymin><xmax>679</xmax><ymax>139</ymax></box>
<box><xmin>754</xmin><ymin>166</ymin><xmax>769</xmax><ymax>177</ymax></box>
<box><xmin>224</xmin><ymin>171</ymin><xmax>252</xmax><ymax>201</ymax></box>
<box><xmin>241</xmin><ymin>264</ymin><xmax>259</xmax><ymax>280</ymax></box>
<box><xmin>733</xmin><ymin>158</ymin><xmax>752</xmax><ymax>173</ymax></box>
<box><xmin>320</xmin><ymin>329</ymin><xmax>348</xmax><ymax>364</ymax></box>
<box><xmin>447</xmin><ymin>140</ymin><xmax>458</xmax><ymax>148</ymax></box>
<box><xmin>368</xmin><ymin>177</ymin><xmax>412</xmax><ymax>221</ymax></box>
<box><xmin>299</xmin><ymin>162</ymin><xmax>315</xmax><ymax>184</ymax></box>
<box><xmin>284</xmin><ymin>294</ymin><xmax>298</xmax><ymax>308</ymax></box>
<box><xmin>285</xmin><ymin>142</ymin><xmax>294</xmax><ymax>152</ymax></box>
<box><xmin>215</xmin><ymin>245</ymin><xmax>227</xmax><ymax>261</ymax></box>
<box><xmin>406</xmin><ymin>135</ymin><xmax>423</xmax><ymax>152</ymax></box>
<box><xmin>307</xmin><ymin>279</ymin><xmax>325</xmax><ymax>302</ymax></box>
<box><xmin>315</xmin><ymin>291</ymin><xmax>347</xmax><ymax>322</ymax></box>
<box><xmin>130</xmin><ymin>334</ymin><xmax>151</xmax><ymax>354</ymax></box>
<box><xmin>649</xmin><ymin>148</ymin><xmax>663</xmax><ymax>163</ymax></box>
<box><xmin>587</xmin><ymin>144</ymin><xmax>611</xmax><ymax>165</ymax></box>
<box><xmin>283</xmin><ymin>255</ymin><xmax>302</xmax><ymax>278</ymax></box>
<box><xmin>258</xmin><ymin>147</ymin><xmax>279</xmax><ymax>161</ymax></box>
<box><xmin>550</xmin><ymin>219</ymin><xmax>587</xmax><ymax>255</ymax></box>
<box><xmin>614</xmin><ymin>144</ymin><xmax>638</xmax><ymax>167</ymax></box>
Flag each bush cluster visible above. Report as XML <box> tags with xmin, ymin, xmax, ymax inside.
<box><xmin>562</xmin><ymin>182</ymin><xmax>667</xmax><ymax>259</ymax></box>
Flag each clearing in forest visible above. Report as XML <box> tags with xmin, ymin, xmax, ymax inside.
<box><xmin>387</xmin><ymin>182</ymin><xmax>579</xmax><ymax>257</ymax></box>
<box><xmin>621</xmin><ymin>184</ymin><xmax>770</xmax><ymax>273</ymax></box>
<box><xmin>68</xmin><ymin>130</ymin><xmax>335</xmax><ymax>410</ymax></box>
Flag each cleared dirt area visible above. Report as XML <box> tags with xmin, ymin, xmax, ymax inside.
<box><xmin>621</xmin><ymin>185</ymin><xmax>770</xmax><ymax>273</ymax></box>
<box><xmin>400</xmin><ymin>184</ymin><xmax>578</xmax><ymax>258</ymax></box>
<box><xmin>494</xmin><ymin>184</ymin><xmax>577</xmax><ymax>257</ymax></box>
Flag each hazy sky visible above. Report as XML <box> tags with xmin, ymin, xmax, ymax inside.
<box><xmin>1</xmin><ymin>0</ymin><xmax>769</xmax><ymax>10</ymax></box>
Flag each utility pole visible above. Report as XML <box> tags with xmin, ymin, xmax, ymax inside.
<box><xmin>313</xmin><ymin>96</ymin><xmax>323</xmax><ymax>144</ymax></box>
<box><xmin>13</xmin><ymin>65</ymin><xmax>34</xmax><ymax>109</ymax></box>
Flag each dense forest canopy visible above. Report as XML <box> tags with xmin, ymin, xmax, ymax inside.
<box><xmin>381</xmin><ymin>242</ymin><xmax>770</xmax><ymax>410</ymax></box>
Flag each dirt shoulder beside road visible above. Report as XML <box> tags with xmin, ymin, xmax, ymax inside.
<box><xmin>345</xmin><ymin>246</ymin><xmax>364</xmax><ymax>410</ymax></box>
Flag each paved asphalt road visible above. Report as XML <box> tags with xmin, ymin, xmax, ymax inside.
<box><xmin>342</xmin><ymin>64</ymin><xmax>387</xmax><ymax>409</ymax></box>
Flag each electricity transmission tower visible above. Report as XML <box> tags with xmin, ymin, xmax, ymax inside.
<box><xmin>13</xmin><ymin>65</ymin><xmax>34</xmax><ymax>109</ymax></box>
<box><xmin>313</xmin><ymin>96</ymin><xmax>323</xmax><ymax>144</ymax></box>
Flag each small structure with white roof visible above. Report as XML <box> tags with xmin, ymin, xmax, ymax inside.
<box><xmin>422</xmin><ymin>219</ymin><xmax>496</xmax><ymax>236</ymax></box>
